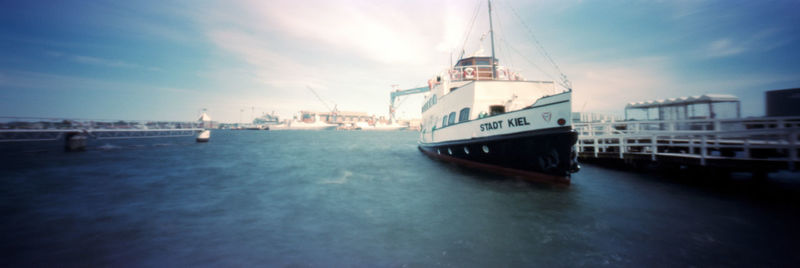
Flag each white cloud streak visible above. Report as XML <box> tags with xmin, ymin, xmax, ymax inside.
<box><xmin>567</xmin><ymin>57</ymin><xmax>676</xmax><ymax>114</ymax></box>
<box><xmin>46</xmin><ymin>51</ymin><xmax>161</xmax><ymax>71</ymax></box>
<box><xmin>706</xmin><ymin>38</ymin><xmax>745</xmax><ymax>58</ymax></box>
<box><xmin>704</xmin><ymin>27</ymin><xmax>787</xmax><ymax>59</ymax></box>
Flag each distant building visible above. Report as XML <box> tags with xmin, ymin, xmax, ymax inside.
<box><xmin>317</xmin><ymin>111</ymin><xmax>373</xmax><ymax>123</ymax></box>
<box><xmin>766</xmin><ymin>88</ymin><xmax>800</xmax><ymax>117</ymax></box>
<box><xmin>299</xmin><ymin>110</ymin><xmax>374</xmax><ymax>124</ymax></box>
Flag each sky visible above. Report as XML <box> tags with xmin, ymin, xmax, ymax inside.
<box><xmin>1</xmin><ymin>0</ymin><xmax>799</xmax><ymax>122</ymax></box>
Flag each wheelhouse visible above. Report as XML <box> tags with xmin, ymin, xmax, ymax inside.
<box><xmin>452</xmin><ymin>56</ymin><xmax>497</xmax><ymax>81</ymax></box>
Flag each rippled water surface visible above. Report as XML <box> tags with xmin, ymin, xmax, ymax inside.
<box><xmin>1</xmin><ymin>130</ymin><xmax>799</xmax><ymax>266</ymax></box>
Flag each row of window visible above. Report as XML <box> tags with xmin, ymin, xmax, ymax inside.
<box><xmin>425</xmin><ymin>105</ymin><xmax>508</xmax><ymax>131</ymax></box>
<box><xmin>421</xmin><ymin>95</ymin><xmax>437</xmax><ymax>113</ymax></box>
<box><xmin>440</xmin><ymin>108</ymin><xmax>471</xmax><ymax>128</ymax></box>
<box><xmin>436</xmin><ymin>105</ymin><xmax>508</xmax><ymax>129</ymax></box>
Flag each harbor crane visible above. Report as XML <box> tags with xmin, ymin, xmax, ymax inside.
<box><xmin>389</xmin><ymin>85</ymin><xmax>429</xmax><ymax>122</ymax></box>
<box><xmin>307</xmin><ymin>85</ymin><xmax>338</xmax><ymax>122</ymax></box>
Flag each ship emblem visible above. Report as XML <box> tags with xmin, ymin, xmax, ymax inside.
<box><xmin>542</xmin><ymin>112</ymin><xmax>552</xmax><ymax>122</ymax></box>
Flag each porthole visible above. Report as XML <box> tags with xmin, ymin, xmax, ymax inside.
<box><xmin>464</xmin><ymin>147</ymin><xmax>470</xmax><ymax>154</ymax></box>
<box><xmin>447</xmin><ymin>148</ymin><xmax>453</xmax><ymax>155</ymax></box>
<box><xmin>482</xmin><ymin>145</ymin><xmax>489</xmax><ymax>153</ymax></box>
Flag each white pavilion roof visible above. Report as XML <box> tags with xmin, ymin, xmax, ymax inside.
<box><xmin>625</xmin><ymin>94</ymin><xmax>739</xmax><ymax>109</ymax></box>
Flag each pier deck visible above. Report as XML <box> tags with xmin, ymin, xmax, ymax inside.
<box><xmin>0</xmin><ymin>117</ymin><xmax>206</xmax><ymax>142</ymax></box>
<box><xmin>574</xmin><ymin>117</ymin><xmax>800</xmax><ymax>172</ymax></box>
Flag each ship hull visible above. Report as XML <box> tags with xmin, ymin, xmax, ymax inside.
<box><xmin>418</xmin><ymin>126</ymin><xmax>578</xmax><ymax>184</ymax></box>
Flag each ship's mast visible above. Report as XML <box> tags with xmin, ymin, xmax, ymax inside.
<box><xmin>488</xmin><ymin>0</ymin><xmax>496</xmax><ymax>80</ymax></box>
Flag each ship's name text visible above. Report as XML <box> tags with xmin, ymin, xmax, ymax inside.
<box><xmin>507</xmin><ymin>117</ymin><xmax>531</xmax><ymax>127</ymax></box>
<box><xmin>480</xmin><ymin>120</ymin><xmax>503</xmax><ymax>131</ymax></box>
<box><xmin>479</xmin><ymin>117</ymin><xmax>530</xmax><ymax>132</ymax></box>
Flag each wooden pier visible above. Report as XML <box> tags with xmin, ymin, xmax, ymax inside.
<box><xmin>574</xmin><ymin>117</ymin><xmax>800</xmax><ymax>173</ymax></box>
<box><xmin>0</xmin><ymin>117</ymin><xmax>211</xmax><ymax>151</ymax></box>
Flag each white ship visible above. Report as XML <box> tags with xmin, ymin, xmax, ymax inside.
<box><xmin>269</xmin><ymin>112</ymin><xmax>338</xmax><ymax>130</ymax></box>
<box><xmin>410</xmin><ymin>0</ymin><xmax>579</xmax><ymax>183</ymax></box>
<box><xmin>354</xmin><ymin>121</ymin><xmax>409</xmax><ymax>131</ymax></box>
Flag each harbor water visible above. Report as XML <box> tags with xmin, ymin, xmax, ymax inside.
<box><xmin>1</xmin><ymin>130</ymin><xmax>799</xmax><ymax>266</ymax></box>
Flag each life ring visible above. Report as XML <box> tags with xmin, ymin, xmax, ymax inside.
<box><xmin>464</xmin><ymin>67</ymin><xmax>474</xmax><ymax>79</ymax></box>
<box><xmin>497</xmin><ymin>69</ymin><xmax>507</xmax><ymax>79</ymax></box>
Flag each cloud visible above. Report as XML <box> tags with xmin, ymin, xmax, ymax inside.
<box><xmin>566</xmin><ymin>57</ymin><xmax>677</xmax><ymax>114</ymax></box>
<box><xmin>706</xmin><ymin>38</ymin><xmax>745</xmax><ymax>58</ymax></box>
<box><xmin>566</xmin><ymin>55</ymin><xmax>800</xmax><ymax>117</ymax></box>
<box><xmin>193</xmin><ymin>1</ymin><xmax>480</xmax><ymax>120</ymax></box>
<box><xmin>200</xmin><ymin>0</ymin><xmax>475</xmax><ymax>66</ymax></box>
<box><xmin>664</xmin><ymin>0</ymin><xmax>713</xmax><ymax>20</ymax></box>
<box><xmin>71</xmin><ymin>55</ymin><xmax>140</xmax><ymax>68</ymax></box>
<box><xmin>205</xmin><ymin>29</ymin><xmax>301</xmax><ymax>71</ymax></box>
<box><xmin>0</xmin><ymin>70</ymin><xmax>126</xmax><ymax>91</ymax></box>
<box><xmin>204</xmin><ymin>29</ymin><xmax>335</xmax><ymax>95</ymax></box>
<box><xmin>45</xmin><ymin>51</ymin><xmax>161</xmax><ymax>71</ymax></box>
<box><xmin>233</xmin><ymin>0</ymin><xmax>428</xmax><ymax>64</ymax></box>
<box><xmin>704</xmin><ymin>28</ymin><xmax>786</xmax><ymax>59</ymax></box>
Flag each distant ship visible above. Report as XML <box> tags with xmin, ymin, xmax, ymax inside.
<box><xmin>355</xmin><ymin>121</ymin><xmax>409</xmax><ymax>131</ymax></box>
<box><xmin>253</xmin><ymin>112</ymin><xmax>280</xmax><ymax>125</ymax></box>
<box><xmin>270</xmin><ymin>111</ymin><xmax>338</xmax><ymax>130</ymax></box>
<box><xmin>415</xmin><ymin>0</ymin><xmax>579</xmax><ymax>183</ymax></box>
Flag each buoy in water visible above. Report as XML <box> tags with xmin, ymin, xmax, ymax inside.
<box><xmin>196</xmin><ymin>130</ymin><xmax>210</xmax><ymax>142</ymax></box>
<box><xmin>64</xmin><ymin>132</ymin><xmax>88</xmax><ymax>152</ymax></box>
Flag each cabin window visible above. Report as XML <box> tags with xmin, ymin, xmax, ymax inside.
<box><xmin>448</xmin><ymin>112</ymin><xmax>456</xmax><ymax>125</ymax></box>
<box><xmin>442</xmin><ymin>116</ymin><xmax>448</xmax><ymax>128</ymax></box>
<box><xmin>490</xmin><ymin>105</ymin><xmax>505</xmax><ymax>116</ymax></box>
<box><xmin>477</xmin><ymin>60</ymin><xmax>490</xmax><ymax>65</ymax></box>
<box><xmin>458</xmin><ymin>108</ymin><xmax>470</xmax><ymax>122</ymax></box>
<box><xmin>422</xmin><ymin>95</ymin><xmax>438</xmax><ymax>113</ymax></box>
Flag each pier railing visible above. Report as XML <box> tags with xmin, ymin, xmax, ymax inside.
<box><xmin>0</xmin><ymin>117</ymin><xmax>207</xmax><ymax>142</ymax></box>
<box><xmin>573</xmin><ymin>116</ymin><xmax>800</xmax><ymax>171</ymax></box>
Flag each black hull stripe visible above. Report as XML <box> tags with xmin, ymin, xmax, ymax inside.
<box><xmin>419</xmin><ymin>129</ymin><xmax>578</xmax><ymax>179</ymax></box>
<box><xmin>420</xmin><ymin>148</ymin><xmax>571</xmax><ymax>185</ymax></box>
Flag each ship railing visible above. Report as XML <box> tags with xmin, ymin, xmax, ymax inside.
<box><xmin>447</xmin><ymin>64</ymin><xmax>521</xmax><ymax>82</ymax></box>
<box><xmin>573</xmin><ymin>116</ymin><xmax>800</xmax><ymax>168</ymax></box>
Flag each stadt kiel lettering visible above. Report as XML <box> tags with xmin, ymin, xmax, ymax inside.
<box><xmin>480</xmin><ymin>116</ymin><xmax>531</xmax><ymax>132</ymax></box>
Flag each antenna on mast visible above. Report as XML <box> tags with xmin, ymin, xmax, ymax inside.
<box><xmin>488</xmin><ymin>0</ymin><xmax>497</xmax><ymax>80</ymax></box>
